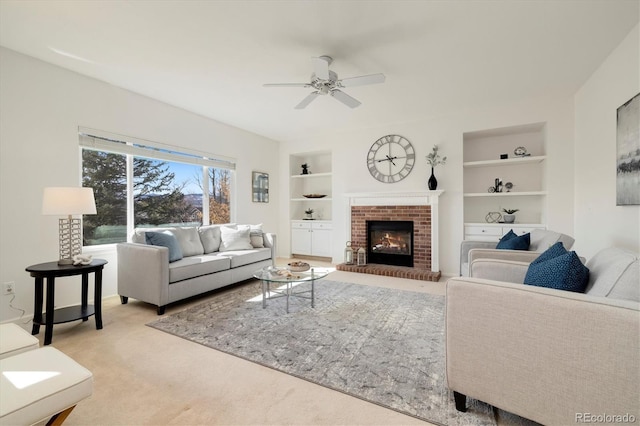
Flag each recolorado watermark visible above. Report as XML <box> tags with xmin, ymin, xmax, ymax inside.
<box><xmin>576</xmin><ymin>413</ymin><xmax>637</xmax><ymax>423</ymax></box>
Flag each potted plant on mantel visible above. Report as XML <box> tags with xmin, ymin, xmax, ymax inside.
<box><xmin>502</xmin><ymin>208</ymin><xmax>519</xmax><ymax>223</ymax></box>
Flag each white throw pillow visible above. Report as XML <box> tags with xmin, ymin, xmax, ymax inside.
<box><xmin>198</xmin><ymin>223</ymin><xmax>237</xmax><ymax>253</ymax></box>
<box><xmin>238</xmin><ymin>224</ymin><xmax>265</xmax><ymax>248</ymax></box>
<box><xmin>219</xmin><ymin>226</ymin><xmax>253</xmax><ymax>251</ymax></box>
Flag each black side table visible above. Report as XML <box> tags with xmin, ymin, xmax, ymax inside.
<box><xmin>26</xmin><ymin>259</ymin><xmax>107</xmax><ymax>345</ymax></box>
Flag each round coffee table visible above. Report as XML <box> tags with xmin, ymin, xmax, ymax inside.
<box><xmin>253</xmin><ymin>266</ymin><xmax>329</xmax><ymax>313</ymax></box>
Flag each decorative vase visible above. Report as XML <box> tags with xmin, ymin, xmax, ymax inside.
<box><xmin>428</xmin><ymin>167</ymin><xmax>438</xmax><ymax>190</ymax></box>
<box><xmin>503</xmin><ymin>214</ymin><xmax>515</xmax><ymax>223</ymax></box>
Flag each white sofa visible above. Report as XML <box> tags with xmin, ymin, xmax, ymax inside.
<box><xmin>446</xmin><ymin>247</ymin><xmax>639</xmax><ymax>425</ymax></box>
<box><xmin>117</xmin><ymin>224</ymin><xmax>276</xmax><ymax>314</ymax></box>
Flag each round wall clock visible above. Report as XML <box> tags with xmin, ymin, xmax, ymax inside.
<box><xmin>366</xmin><ymin>135</ymin><xmax>415</xmax><ymax>183</ymax></box>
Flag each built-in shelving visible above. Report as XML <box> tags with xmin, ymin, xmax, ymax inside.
<box><xmin>289</xmin><ymin>151</ymin><xmax>333</xmax><ymax>259</ymax></box>
<box><xmin>463</xmin><ymin>191</ymin><xmax>547</xmax><ymax>197</ymax></box>
<box><xmin>290</xmin><ymin>197</ymin><xmax>334</xmax><ymax>202</ymax></box>
<box><xmin>290</xmin><ymin>172</ymin><xmax>333</xmax><ymax>179</ymax></box>
<box><xmin>463</xmin><ymin>122</ymin><xmax>547</xmax><ymax>230</ymax></box>
<box><xmin>463</xmin><ymin>155</ymin><xmax>546</xmax><ymax>168</ymax></box>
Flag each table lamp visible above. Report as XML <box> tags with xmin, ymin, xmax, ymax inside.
<box><xmin>42</xmin><ymin>187</ymin><xmax>96</xmax><ymax>265</ymax></box>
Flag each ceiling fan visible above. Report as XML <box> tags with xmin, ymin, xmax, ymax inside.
<box><xmin>263</xmin><ymin>56</ymin><xmax>385</xmax><ymax>109</ymax></box>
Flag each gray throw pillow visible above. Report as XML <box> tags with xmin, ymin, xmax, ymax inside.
<box><xmin>145</xmin><ymin>231</ymin><xmax>183</xmax><ymax>262</ymax></box>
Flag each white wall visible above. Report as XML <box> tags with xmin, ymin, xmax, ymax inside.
<box><xmin>279</xmin><ymin>93</ymin><xmax>575</xmax><ymax>276</ymax></box>
<box><xmin>0</xmin><ymin>48</ymin><xmax>280</xmax><ymax>323</ymax></box>
<box><xmin>574</xmin><ymin>24</ymin><xmax>640</xmax><ymax>258</ymax></box>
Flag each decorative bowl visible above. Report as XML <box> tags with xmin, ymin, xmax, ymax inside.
<box><xmin>287</xmin><ymin>261</ymin><xmax>310</xmax><ymax>272</ymax></box>
<box><xmin>303</xmin><ymin>194</ymin><xmax>327</xmax><ymax>198</ymax></box>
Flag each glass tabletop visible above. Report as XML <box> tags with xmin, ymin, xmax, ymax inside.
<box><xmin>253</xmin><ymin>266</ymin><xmax>330</xmax><ymax>283</ymax></box>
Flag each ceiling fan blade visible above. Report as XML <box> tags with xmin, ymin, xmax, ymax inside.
<box><xmin>295</xmin><ymin>92</ymin><xmax>320</xmax><ymax>109</ymax></box>
<box><xmin>339</xmin><ymin>73</ymin><xmax>386</xmax><ymax>87</ymax></box>
<box><xmin>311</xmin><ymin>56</ymin><xmax>330</xmax><ymax>80</ymax></box>
<box><xmin>263</xmin><ymin>83</ymin><xmax>311</xmax><ymax>87</ymax></box>
<box><xmin>330</xmin><ymin>89</ymin><xmax>361</xmax><ymax>108</ymax></box>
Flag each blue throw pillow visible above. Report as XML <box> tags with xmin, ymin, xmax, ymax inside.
<box><xmin>524</xmin><ymin>243</ymin><xmax>589</xmax><ymax>293</ymax></box>
<box><xmin>499</xmin><ymin>229</ymin><xmax>517</xmax><ymax>243</ymax></box>
<box><xmin>496</xmin><ymin>232</ymin><xmax>530</xmax><ymax>250</ymax></box>
<box><xmin>145</xmin><ymin>231</ymin><xmax>183</xmax><ymax>262</ymax></box>
<box><xmin>530</xmin><ymin>241</ymin><xmax>567</xmax><ymax>265</ymax></box>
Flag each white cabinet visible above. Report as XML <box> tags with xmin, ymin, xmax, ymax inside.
<box><xmin>291</xmin><ymin>221</ymin><xmax>332</xmax><ymax>257</ymax></box>
<box><xmin>463</xmin><ymin>122</ymin><xmax>547</xmax><ymax>230</ymax></box>
<box><xmin>464</xmin><ymin>223</ymin><xmax>546</xmax><ymax>241</ymax></box>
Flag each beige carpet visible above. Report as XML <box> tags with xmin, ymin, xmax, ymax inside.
<box><xmin>27</xmin><ymin>260</ymin><xmax>442</xmax><ymax>425</ymax></box>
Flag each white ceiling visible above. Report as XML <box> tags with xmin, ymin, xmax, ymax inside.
<box><xmin>1</xmin><ymin>1</ymin><xmax>638</xmax><ymax>143</ymax></box>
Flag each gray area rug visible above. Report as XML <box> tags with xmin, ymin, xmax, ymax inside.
<box><xmin>148</xmin><ymin>280</ymin><xmax>536</xmax><ymax>426</ymax></box>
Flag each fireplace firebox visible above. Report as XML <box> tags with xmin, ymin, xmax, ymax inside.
<box><xmin>367</xmin><ymin>220</ymin><xmax>414</xmax><ymax>267</ymax></box>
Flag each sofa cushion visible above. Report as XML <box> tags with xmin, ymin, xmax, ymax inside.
<box><xmin>168</xmin><ymin>254</ymin><xmax>231</xmax><ymax>283</ymax></box>
<box><xmin>529</xmin><ymin>229</ymin><xmax>575</xmax><ymax>251</ymax></box>
<box><xmin>217</xmin><ymin>248</ymin><xmax>272</xmax><ymax>268</ymax></box>
<box><xmin>496</xmin><ymin>232</ymin><xmax>530</xmax><ymax>250</ymax></box>
<box><xmin>585</xmin><ymin>247</ymin><xmax>640</xmax><ymax>302</ymax></box>
<box><xmin>170</xmin><ymin>227</ymin><xmax>204</xmax><ymax>257</ymax></box>
<box><xmin>198</xmin><ymin>223</ymin><xmax>236</xmax><ymax>253</ymax></box>
<box><xmin>220</xmin><ymin>226</ymin><xmax>253</xmax><ymax>251</ymax></box>
<box><xmin>524</xmin><ymin>242</ymin><xmax>589</xmax><ymax>293</ymax></box>
<box><xmin>145</xmin><ymin>231</ymin><xmax>183</xmax><ymax>262</ymax></box>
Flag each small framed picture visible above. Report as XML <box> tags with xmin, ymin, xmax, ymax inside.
<box><xmin>252</xmin><ymin>171</ymin><xmax>269</xmax><ymax>203</ymax></box>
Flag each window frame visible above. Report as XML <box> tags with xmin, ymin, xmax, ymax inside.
<box><xmin>79</xmin><ymin>127</ymin><xmax>236</xmax><ymax>247</ymax></box>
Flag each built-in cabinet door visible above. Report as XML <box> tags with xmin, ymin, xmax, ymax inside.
<box><xmin>310</xmin><ymin>224</ymin><xmax>332</xmax><ymax>257</ymax></box>
<box><xmin>291</xmin><ymin>221</ymin><xmax>332</xmax><ymax>257</ymax></box>
<box><xmin>291</xmin><ymin>226</ymin><xmax>312</xmax><ymax>255</ymax></box>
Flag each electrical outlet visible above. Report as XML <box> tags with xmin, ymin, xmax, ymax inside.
<box><xmin>3</xmin><ymin>282</ymin><xmax>15</xmax><ymax>295</ymax></box>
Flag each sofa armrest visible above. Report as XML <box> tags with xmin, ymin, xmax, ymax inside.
<box><xmin>469</xmin><ymin>259</ymin><xmax>530</xmax><ymax>282</ymax></box>
<box><xmin>117</xmin><ymin>243</ymin><xmax>169</xmax><ymax>306</ymax></box>
<box><xmin>468</xmin><ymin>248</ymin><xmax>541</xmax><ymax>264</ymax></box>
<box><xmin>263</xmin><ymin>233</ymin><xmax>276</xmax><ymax>265</ymax></box>
<box><xmin>459</xmin><ymin>240</ymin><xmax>496</xmax><ymax>276</ymax></box>
<box><xmin>445</xmin><ymin>277</ymin><xmax>640</xmax><ymax>425</ymax></box>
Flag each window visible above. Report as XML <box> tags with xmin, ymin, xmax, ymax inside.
<box><xmin>80</xmin><ymin>128</ymin><xmax>235</xmax><ymax>246</ymax></box>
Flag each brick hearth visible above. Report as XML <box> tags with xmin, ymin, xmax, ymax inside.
<box><xmin>336</xmin><ymin>263</ymin><xmax>441</xmax><ymax>281</ymax></box>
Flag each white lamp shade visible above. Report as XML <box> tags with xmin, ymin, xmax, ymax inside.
<box><xmin>42</xmin><ymin>187</ymin><xmax>97</xmax><ymax>215</ymax></box>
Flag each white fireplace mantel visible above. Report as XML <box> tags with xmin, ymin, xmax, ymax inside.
<box><xmin>344</xmin><ymin>190</ymin><xmax>444</xmax><ymax>272</ymax></box>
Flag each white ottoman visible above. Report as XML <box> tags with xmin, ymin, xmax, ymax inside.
<box><xmin>0</xmin><ymin>347</ymin><xmax>93</xmax><ymax>425</ymax></box>
<box><xmin>0</xmin><ymin>323</ymin><xmax>39</xmax><ymax>360</ymax></box>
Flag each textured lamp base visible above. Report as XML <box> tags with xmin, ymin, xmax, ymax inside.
<box><xmin>58</xmin><ymin>217</ymin><xmax>82</xmax><ymax>265</ymax></box>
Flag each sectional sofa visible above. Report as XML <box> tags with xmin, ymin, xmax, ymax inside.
<box><xmin>117</xmin><ymin>224</ymin><xmax>275</xmax><ymax>314</ymax></box>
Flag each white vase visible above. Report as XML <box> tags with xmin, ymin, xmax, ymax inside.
<box><xmin>503</xmin><ymin>214</ymin><xmax>515</xmax><ymax>223</ymax></box>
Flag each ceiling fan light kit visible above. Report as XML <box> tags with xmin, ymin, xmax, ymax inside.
<box><xmin>264</xmin><ymin>55</ymin><xmax>385</xmax><ymax>109</ymax></box>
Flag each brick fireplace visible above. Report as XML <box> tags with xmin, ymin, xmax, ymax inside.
<box><xmin>337</xmin><ymin>191</ymin><xmax>443</xmax><ymax>281</ymax></box>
